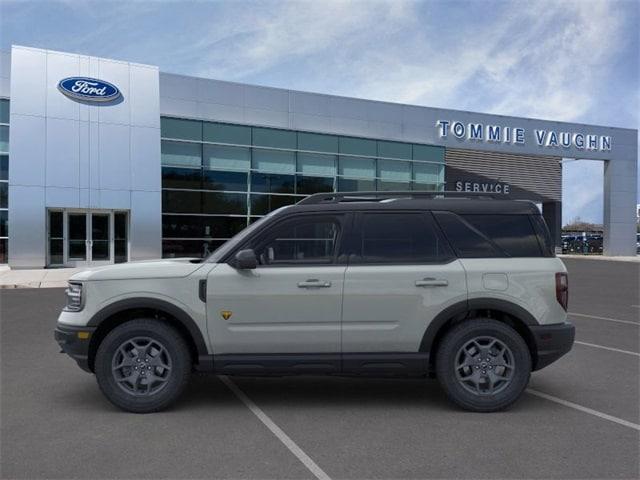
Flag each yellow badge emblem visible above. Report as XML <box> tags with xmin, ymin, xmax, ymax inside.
<box><xmin>220</xmin><ymin>310</ymin><xmax>233</xmax><ymax>321</ymax></box>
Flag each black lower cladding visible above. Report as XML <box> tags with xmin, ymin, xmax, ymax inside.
<box><xmin>213</xmin><ymin>352</ymin><xmax>429</xmax><ymax>376</ymax></box>
<box><xmin>54</xmin><ymin>324</ymin><xmax>96</xmax><ymax>372</ymax></box>
<box><xmin>529</xmin><ymin>322</ymin><xmax>575</xmax><ymax>371</ymax></box>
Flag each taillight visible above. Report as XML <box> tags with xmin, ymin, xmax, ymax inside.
<box><xmin>555</xmin><ymin>272</ymin><xmax>568</xmax><ymax>311</ymax></box>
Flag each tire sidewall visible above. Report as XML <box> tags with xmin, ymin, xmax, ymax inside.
<box><xmin>95</xmin><ymin>320</ymin><xmax>191</xmax><ymax>413</ymax></box>
<box><xmin>436</xmin><ymin>319</ymin><xmax>531</xmax><ymax>412</ymax></box>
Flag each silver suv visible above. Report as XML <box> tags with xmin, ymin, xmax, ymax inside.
<box><xmin>55</xmin><ymin>191</ymin><xmax>575</xmax><ymax>413</ymax></box>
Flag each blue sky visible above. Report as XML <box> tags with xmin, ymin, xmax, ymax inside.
<box><xmin>1</xmin><ymin>0</ymin><xmax>638</xmax><ymax>224</ymax></box>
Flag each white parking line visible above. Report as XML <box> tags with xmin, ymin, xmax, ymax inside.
<box><xmin>219</xmin><ymin>375</ymin><xmax>331</xmax><ymax>480</ymax></box>
<box><xmin>574</xmin><ymin>340</ymin><xmax>639</xmax><ymax>357</ymax></box>
<box><xmin>526</xmin><ymin>389</ymin><xmax>640</xmax><ymax>431</ymax></box>
<box><xmin>569</xmin><ymin>312</ymin><xmax>639</xmax><ymax>326</ymax></box>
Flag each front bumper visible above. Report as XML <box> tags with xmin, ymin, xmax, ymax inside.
<box><xmin>54</xmin><ymin>324</ymin><xmax>96</xmax><ymax>373</ymax></box>
<box><xmin>530</xmin><ymin>321</ymin><xmax>575</xmax><ymax>371</ymax></box>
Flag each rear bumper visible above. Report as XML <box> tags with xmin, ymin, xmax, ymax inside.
<box><xmin>54</xmin><ymin>324</ymin><xmax>96</xmax><ymax>373</ymax></box>
<box><xmin>530</xmin><ymin>322</ymin><xmax>575</xmax><ymax>371</ymax></box>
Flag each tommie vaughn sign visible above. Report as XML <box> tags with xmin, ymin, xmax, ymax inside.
<box><xmin>58</xmin><ymin>77</ymin><xmax>121</xmax><ymax>102</ymax></box>
<box><xmin>436</xmin><ymin>120</ymin><xmax>612</xmax><ymax>152</ymax></box>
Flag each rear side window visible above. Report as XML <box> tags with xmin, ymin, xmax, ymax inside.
<box><xmin>530</xmin><ymin>215</ymin><xmax>555</xmax><ymax>257</ymax></box>
<box><xmin>433</xmin><ymin>212</ymin><xmax>501</xmax><ymax>258</ymax></box>
<box><xmin>462</xmin><ymin>214</ymin><xmax>543</xmax><ymax>257</ymax></box>
<box><xmin>357</xmin><ymin>212</ymin><xmax>453</xmax><ymax>263</ymax></box>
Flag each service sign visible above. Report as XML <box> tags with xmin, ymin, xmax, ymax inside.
<box><xmin>58</xmin><ymin>77</ymin><xmax>121</xmax><ymax>102</ymax></box>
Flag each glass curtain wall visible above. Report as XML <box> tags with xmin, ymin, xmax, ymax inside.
<box><xmin>0</xmin><ymin>99</ymin><xmax>9</xmax><ymax>263</ymax></box>
<box><xmin>161</xmin><ymin>117</ymin><xmax>445</xmax><ymax>258</ymax></box>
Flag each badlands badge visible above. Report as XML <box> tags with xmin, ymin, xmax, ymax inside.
<box><xmin>220</xmin><ymin>310</ymin><xmax>233</xmax><ymax>321</ymax></box>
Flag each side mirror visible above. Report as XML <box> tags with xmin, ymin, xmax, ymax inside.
<box><xmin>233</xmin><ymin>249</ymin><xmax>258</xmax><ymax>270</ymax></box>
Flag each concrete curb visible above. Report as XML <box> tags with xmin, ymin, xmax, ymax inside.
<box><xmin>558</xmin><ymin>254</ymin><xmax>639</xmax><ymax>263</ymax></box>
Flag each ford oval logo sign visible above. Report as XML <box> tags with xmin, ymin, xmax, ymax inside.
<box><xmin>57</xmin><ymin>77</ymin><xmax>121</xmax><ymax>102</ymax></box>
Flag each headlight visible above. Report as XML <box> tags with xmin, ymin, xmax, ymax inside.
<box><xmin>64</xmin><ymin>282</ymin><xmax>84</xmax><ymax>312</ymax></box>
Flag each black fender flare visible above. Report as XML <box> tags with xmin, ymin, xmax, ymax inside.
<box><xmin>420</xmin><ymin>298</ymin><xmax>539</xmax><ymax>353</ymax></box>
<box><xmin>87</xmin><ymin>297</ymin><xmax>209</xmax><ymax>357</ymax></box>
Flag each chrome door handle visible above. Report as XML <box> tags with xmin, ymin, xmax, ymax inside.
<box><xmin>297</xmin><ymin>279</ymin><xmax>332</xmax><ymax>288</ymax></box>
<box><xmin>415</xmin><ymin>278</ymin><xmax>448</xmax><ymax>287</ymax></box>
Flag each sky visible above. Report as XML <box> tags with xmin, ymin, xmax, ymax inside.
<box><xmin>1</xmin><ymin>0</ymin><xmax>638</xmax><ymax>224</ymax></box>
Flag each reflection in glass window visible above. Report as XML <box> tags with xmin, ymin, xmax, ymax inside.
<box><xmin>252</xmin><ymin>149</ymin><xmax>296</xmax><ymax>174</ymax></box>
<box><xmin>413</xmin><ymin>163</ymin><xmax>443</xmax><ymax>184</ymax></box>
<box><xmin>162</xmin><ymin>167</ymin><xmax>202</xmax><ymax>190</ymax></box>
<box><xmin>338</xmin><ymin>156</ymin><xmax>375</xmax><ymax>179</ymax></box>
<box><xmin>161</xmin><ymin>141</ymin><xmax>201</xmax><ymax>167</ymax></box>
<box><xmin>0</xmin><ymin>183</ymin><xmax>7</xmax><ymax>208</ymax></box>
<box><xmin>203</xmin><ymin>145</ymin><xmax>250</xmax><ymax>171</ymax></box>
<box><xmin>202</xmin><ymin>170</ymin><xmax>248</xmax><ymax>192</ymax></box>
<box><xmin>297</xmin><ymin>153</ymin><xmax>336</xmax><ymax>177</ymax></box>
<box><xmin>337</xmin><ymin>178</ymin><xmax>376</xmax><ymax>191</ymax></box>
<box><xmin>251</xmin><ymin>172</ymin><xmax>295</xmax><ymax>194</ymax></box>
<box><xmin>203</xmin><ymin>122</ymin><xmax>251</xmax><ymax>145</ymax></box>
<box><xmin>161</xmin><ymin>117</ymin><xmax>202</xmax><ymax>141</ymax></box>
<box><xmin>298</xmin><ymin>132</ymin><xmax>339</xmax><ymax>153</ymax></box>
<box><xmin>0</xmin><ymin>210</ymin><xmax>7</xmax><ymax>237</ymax></box>
<box><xmin>0</xmin><ymin>155</ymin><xmax>8</xmax><ymax>181</ymax></box>
<box><xmin>202</xmin><ymin>192</ymin><xmax>247</xmax><ymax>215</ymax></box>
<box><xmin>359</xmin><ymin>213</ymin><xmax>452</xmax><ymax>263</ymax></box>
<box><xmin>254</xmin><ymin>218</ymin><xmax>339</xmax><ymax>265</ymax></box>
<box><xmin>250</xmin><ymin>194</ymin><xmax>297</xmax><ymax>215</ymax></box>
<box><xmin>162</xmin><ymin>190</ymin><xmax>202</xmax><ymax>214</ymax></box>
<box><xmin>378</xmin><ymin>141</ymin><xmax>411</xmax><ymax>160</ymax></box>
<box><xmin>378</xmin><ymin>160</ymin><xmax>411</xmax><ymax>182</ymax></box>
<box><xmin>296</xmin><ymin>176</ymin><xmax>333</xmax><ymax>194</ymax></box>
<box><xmin>252</xmin><ymin>127</ymin><xmax>296</xmax><ymax>149</ymax></box>
<box><xmin>0</xmin><ymin>126</ymin><xmax>8</xmax><ymax>153</ymax></box>
<box><xmin>0</xmin><ymin>99</ymin><xmax>9</xmax><ymax>124</ymax></box>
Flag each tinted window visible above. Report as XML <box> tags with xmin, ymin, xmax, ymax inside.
<box><xmin>252</xmin><ymin>216</ymin><xmax>340</xmax><ymax>265</ymax></box>
<box><xmin>358</xmin><ymin>213</ymin><xmax>452</xmax><ymax>263</ymax></box>
<box><xmin>463</xmin><ymin>214</ymin><xmax>543</xmax><ymax>257</ymax></box>
<box><xmin>434</xmin><ymin>212</ymin><xmax>501</xmax><ymax>258</ymax></box>
<box><xmin>530</xmin><ymin>215</ymin><xmax>555</xmax><ymax>257</ymax></box>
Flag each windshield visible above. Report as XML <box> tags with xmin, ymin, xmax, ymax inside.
<box><xmin>204</xmin><ymin>207</ymin><xmax>289</xmax><ymax>263</ymax></box>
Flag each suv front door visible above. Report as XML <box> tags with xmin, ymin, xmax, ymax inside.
<box><xmin>341</xmin><ymin>211</ymin><xmax>467</xmax><ymax>373</ymax></box>
<box><xmin>206</xmin><ymin>213</ymin><xmax>349</xmax><ymax>371</ymax></box>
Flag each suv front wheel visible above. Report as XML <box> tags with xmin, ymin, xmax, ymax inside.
<box><xmin>436</xmin><ymin>319</ymin><xmax>531</xmax><ymax>412</ymax></box>
<box><xmin>95</xmin><ymin>319</ymin><xmax>192</xmax><ymax>413</ymax></box>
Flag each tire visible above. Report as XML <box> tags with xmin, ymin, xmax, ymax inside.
<box><xmin>95</xmin><ymin>319</ymin><xmax>192</xmax><ymax>413</ymax></box>
<box><xmin>435</xmin><ymin>318</ymin><xmax>531</xmax><ymax>412</ymax></box>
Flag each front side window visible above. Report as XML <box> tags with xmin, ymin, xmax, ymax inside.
<box><xmin>357</xmin><ymin>212</ymin><xmax>453</xmax><ymax>263</ymax></box>
<box><xmin>251</xmin><ymin>216</ymin><xmax>341</xmax><ymax>266</ymax></box>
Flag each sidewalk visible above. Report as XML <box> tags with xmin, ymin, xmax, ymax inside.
<box><xmin>0</xmin><ymin>267</ymin><xmax>86</xmax><ymax>289</ymax></box>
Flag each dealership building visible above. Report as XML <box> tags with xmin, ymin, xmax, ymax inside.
<box><xmin>0</xmin><ymin>45</ymin><xmax>637</xmax><ymax>268</ymax></box>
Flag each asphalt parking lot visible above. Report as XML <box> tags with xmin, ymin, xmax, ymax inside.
<box><xmin>1</xmin><ymin>258</ymin><xmax>638</xmax><ymax>479</ymax></box>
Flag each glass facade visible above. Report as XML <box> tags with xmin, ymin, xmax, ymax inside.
<box><xmin>0</xmin><ymin>99</ymin><xmax>8</xmax><ymax>263</ymax></box>
<box><xmin>160</xmin><ymin>117</ymin><xmax>445</xmax><ymax>258</ymax></box>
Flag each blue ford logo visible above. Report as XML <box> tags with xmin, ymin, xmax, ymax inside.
<box><xmin>58</xmin><ymin>77</ymin><xmax>121</xmax><ymax>102</ymax></box>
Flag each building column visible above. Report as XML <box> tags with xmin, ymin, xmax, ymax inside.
<box><xmin>603</xmin><ymin>152</ymin><xmax>638</xmax><ymax>256</ymax></box>
<box><xmin>542</xmin><ymin>201</ymin><xmax>562</xmax><ymax>250</ymax></box>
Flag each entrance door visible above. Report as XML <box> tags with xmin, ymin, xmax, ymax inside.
<box><xmin>47</xmin><ymin>210</ymin><xmax>129</xmax><ymax>267</ymax></box>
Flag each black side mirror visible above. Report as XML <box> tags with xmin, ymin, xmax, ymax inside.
<box><xmin>233</xmin><ymin>249</ymin><xmax>258</xmax><ymax>270</ymax></box>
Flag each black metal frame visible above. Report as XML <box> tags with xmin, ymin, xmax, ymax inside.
<box><xmin>296</xmin><ymin>190</ymin><xmax>497</xmax><ymax>205</ymax></box>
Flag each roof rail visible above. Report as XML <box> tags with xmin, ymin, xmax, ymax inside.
<box><xmin>296</xmin><ymin>190</ymin><xmax>497</xmax><ymax>205</ymax></box>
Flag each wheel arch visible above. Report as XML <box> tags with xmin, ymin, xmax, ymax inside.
<box><xmin>86</xmin><ymin>298</ymin><xmax>210</xmax><ymax>373</ymax></box>
<box><xmin>421</xmin><ymin>298</ymin><xmax>539</xmax><ymax>371</ymax></box>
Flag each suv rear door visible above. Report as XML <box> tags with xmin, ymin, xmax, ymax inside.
<box><xmin>341</xmin><ymin>211</ymin><xmax>467</xmax><ymax>373</ymax></box>
<box><xmin>206</xmin><ymin>213</ymin><xmax>349</xmax><ymax>370</ymax></box>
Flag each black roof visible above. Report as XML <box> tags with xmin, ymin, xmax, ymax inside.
<box><xmin>282</xmin><ymin>191</ymin><xmax>541</xmax><ymax>216</ymax></box>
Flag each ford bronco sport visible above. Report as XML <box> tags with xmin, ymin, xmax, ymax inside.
<box><xmin>55</xmin><ymin>191</ymin><xmax>575</xmax><ymax>413</ymax></box>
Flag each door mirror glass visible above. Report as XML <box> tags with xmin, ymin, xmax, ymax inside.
<box><xmin>233</xmin><ymin>249</ymin><xmax>257</xmax><ymax>269</ymax></box>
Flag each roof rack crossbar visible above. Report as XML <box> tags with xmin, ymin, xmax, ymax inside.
<box><xmin>297</xmin><ymin>190</ymin><xmax>497</xmax><ymax>205</ymax></box>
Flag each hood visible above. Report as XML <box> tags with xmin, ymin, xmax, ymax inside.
<box><xmin>69</xmin><ymin>258</ymin><xmax>205</xmax><ymax>282</ymax></box>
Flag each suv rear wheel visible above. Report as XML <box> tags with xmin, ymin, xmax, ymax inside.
<box><xmin>436</xmin><ymin>319</ymin><xmax>531</xmax><ymax>412</ymax></box>
<box><xmin>95</xmin><ymin>319</ymin><xmax>191</xmax><ymax>413</ymax></box>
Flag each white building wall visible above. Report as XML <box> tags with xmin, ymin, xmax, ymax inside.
<box><xmin>8</xmin><ymin>46</ymin><xmax>161</xmax><ymax>267</ymax></box>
